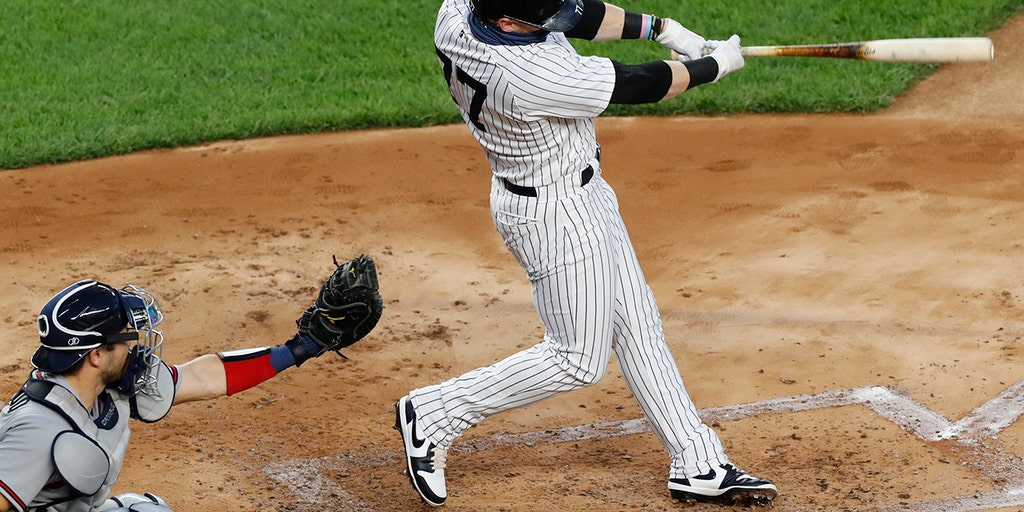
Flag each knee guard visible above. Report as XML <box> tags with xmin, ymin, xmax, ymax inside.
<box><xmin>99</xmin><ymin>492</ymin><xmax>173</xmax><ymax>511</ymax></box>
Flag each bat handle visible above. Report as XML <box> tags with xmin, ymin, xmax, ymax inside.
<box><xmin>670</xmin><ymin>48</ymin><xmax>714</xmax><ymax>60</ymax></box>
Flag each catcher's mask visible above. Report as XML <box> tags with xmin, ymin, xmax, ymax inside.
<box><xmin>34</xmin><ymin>280</ymin><xmax>165</xmax><ymax>396</ymax></box>
<box><xmin>471</xmin><ymin>0</ymin><xmax>584</xmax><ymax>32</ymax></box>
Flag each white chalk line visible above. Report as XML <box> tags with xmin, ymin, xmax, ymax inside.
<box><xmin>267</xmin><ymin>380</ymin><xmax>1024</xmax><ymax>511</ymax></box>
<box><xmin>876</xmin><ymin>487</ymin><xmax>1024</xmax><ymax>512</ymax></box>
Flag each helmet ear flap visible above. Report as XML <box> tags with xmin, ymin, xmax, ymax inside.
<box><xmin>471</xmin><ymin>0</ymin><xmax>504</xmax><ymax>23</ymax></box>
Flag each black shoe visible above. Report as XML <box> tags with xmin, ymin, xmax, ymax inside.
<box><xmin>668</xmin><ymin>463</ymin><xmax>777</xmax><ymax>506</ymax></box>
<box><xmin>394</xmin><ymin>396</ymin><xmax>448</xmax><ymax>506</ymax></box>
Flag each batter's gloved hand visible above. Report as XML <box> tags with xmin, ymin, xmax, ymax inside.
<box><xmin>289</xmin><ymin>255</ymin><xmax>383</xmax><ymax>364</ymax></box>
<box><xmin>702</xmin><ymin>34</ymin><xmax>745</xmax><ymax>82</ymax></box>
<box><xmin>655</xmin><ymin>18</ymin><xmax>706</xmax><ymax>61</ymax></box>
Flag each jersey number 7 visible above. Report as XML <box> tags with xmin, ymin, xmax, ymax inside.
<box><xmin>436</xmin><ymin>48</ymin><xmax>488</xmax><ymax>133</ymax></box>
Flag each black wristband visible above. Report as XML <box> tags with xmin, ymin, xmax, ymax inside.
<box><xmin>621</xmin><ymin>12</ymin><xmax>660</xmax><ymax>40</ymax></box>
<box><xmin>683</xmin><ymin>56</ymin><xmax>719</xmax><ymax>89</ymax></box>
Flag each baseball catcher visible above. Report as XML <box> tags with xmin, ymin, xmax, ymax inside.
<box><xmin>0</xmin><ymin>255</ymin><xmax>382</xmax><ymax>511</ymax></box>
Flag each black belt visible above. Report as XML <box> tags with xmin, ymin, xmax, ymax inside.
<box><xmin>502</xmin><ymin>166</ymin><xmax>594</xmax><ymax>197</ymax></box>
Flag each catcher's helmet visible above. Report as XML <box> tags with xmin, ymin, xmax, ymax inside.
<box><xmin>33</xmin><ymin>280</ymin><xmax>163</xmax><ymax>374</ymax></box>
<box><xmin>471</xmin><ymin>0</ymin><xmax>585</xmax><ymax>32</ymax></box>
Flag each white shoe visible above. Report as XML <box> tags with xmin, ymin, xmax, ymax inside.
<box><xmin>668</xmin><ymin>463</ymin><xmax>777</xmax><ymax>505</ymax></box>
<box><xmin>394</xmin><ymin>396</ymin><xmax>448</xmax><ymax>506</ymax></box>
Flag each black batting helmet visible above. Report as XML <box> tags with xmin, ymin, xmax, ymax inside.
<box><xmin>471</xmin><ymin>0</ymin><xmax>585</xmax><ymax>32</ymax></box>
<box><xmin>33</xmin><ymin>280</ymin><xmax>162</xmax><ymax>373</ymax></box>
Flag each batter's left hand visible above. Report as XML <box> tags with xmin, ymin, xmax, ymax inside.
<box><xmin>655</xmin><ymin>18</ymin><xmax>706</xmax><ymax>61</ymax></box>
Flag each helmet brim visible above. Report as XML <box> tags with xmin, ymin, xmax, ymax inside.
<box><xmin>31</xmin><ymin>345</ymin><xmax>92</xmax><ymax>373</ymax></box>
<box><xmin>536</xmin><ymin>0</ymin><xmax>584</xmax><ymax>32</ymax></box>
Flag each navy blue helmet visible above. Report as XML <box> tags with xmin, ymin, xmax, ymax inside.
<box><xmin>33</xmin><ymin>280</ymin><xmax>163</xmax><ymax>374</ymax></box>
<box><xmin>471</xmin><ymin>0</ymin><xmax>585</xmax><ymax>32</ymax></box>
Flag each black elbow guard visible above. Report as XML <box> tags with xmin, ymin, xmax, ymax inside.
<box><xmin>610</xmin><ymin>61</ymin><xmax>673</xmax><ymax>104</ymax></box>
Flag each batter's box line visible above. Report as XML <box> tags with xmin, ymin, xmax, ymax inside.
<box><xmin>709</xmin><ymin>381</ymin><xmax>1024</xmax><ymax>443</ymax></box>
<box><xmin>876</xmin><ymin>487</ymin><xmax>1024</xmax><ymax>512</ymax></box>
<box><xmin>266</xmin><ymin>381</ymin><xmax>1024</xmax><ymax>511</ymax></box>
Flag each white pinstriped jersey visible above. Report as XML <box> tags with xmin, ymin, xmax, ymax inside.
<box><xmin>434</xmin><ymin>0</ymin><xmax>615</xmax><ymax>186</ymax></box>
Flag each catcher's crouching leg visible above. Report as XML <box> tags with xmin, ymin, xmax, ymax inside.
<box><xmin>99</xmin><ymin>492</ymin><xmax>173</xmax><ymax>511</ymax></box>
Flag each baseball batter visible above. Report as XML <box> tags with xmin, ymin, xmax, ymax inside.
<box><xmin>395</xmin><ymin>0</ymin><xmax>777</xmax><ymax>507</ymax></box>
<box><xmin>0</xmin><ymin>257</ymin><xmax>381</xmax><ymax>511</ymax></box>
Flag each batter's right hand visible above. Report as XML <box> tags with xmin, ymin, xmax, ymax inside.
<box><xmin>704</xmin><ymin>34</ymin><xmax>745</xmax><ymax>82</ymax></box>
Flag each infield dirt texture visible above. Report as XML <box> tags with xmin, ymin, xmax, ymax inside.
<box><xmin>1</xmin><ymin>14</ymin><xmax>1023</xmax><ymax>512</ymax></box>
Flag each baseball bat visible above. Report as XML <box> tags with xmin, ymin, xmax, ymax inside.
<box><xmin>739</xmin><ymin>37</ymin><xmax>994</xmax><ymax>63</ymax></box>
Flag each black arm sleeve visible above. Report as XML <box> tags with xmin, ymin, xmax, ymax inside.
<box><xmin>609</xmin><ymin>60</ymin><xmax>673</xmax><ymax>104</ymax></box>
<box><xmin>564</xmin><ymin>0</ymin><xmax>606</xmax><ymax>40</ymax></box>
<box><xmin>683</xmin><ymin>56</ymin><xmax>720</xmax><ymax>89</ymax></box>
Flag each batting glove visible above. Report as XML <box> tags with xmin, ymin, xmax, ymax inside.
<box><xmin>655</xmin><ymin>18</ymin><xmax>706</xmax><ymax>61</ymax></box>
<box><xmin>704</xmin><ymin>34</ymin><xmax>745</xmax><ymax>82</ymax></box>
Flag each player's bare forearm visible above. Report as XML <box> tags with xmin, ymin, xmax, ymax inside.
<box><xmin>574</xmin><ymin>1</ymin><xmax>670</xmax><ymax>42</ymax></box>
<box><xmin>663</xmin><ymin>60</ymin><xmax>690</xmax><ymax>100</ymax></box>
<box><xmin>0</xmin><ymin>493</ymin><xmax>10</xmax><ymax>511</ymax></box>
<box><xmin>573</xmin><ymin>0</ymin><xmax>708</xmax><ymax>64</ymax></box>
<box><xmin>172</xmin><ymin>354</ymin><xmax>228</xmax><ymax>404</ymax></box>
<box><xmin>590</xmin><ymin>3</ymin><xmax>625</xmax><ymax>41</ymax></box>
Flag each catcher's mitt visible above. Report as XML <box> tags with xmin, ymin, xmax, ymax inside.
<box><xmin>296</xmin><ymin>255</ymin><xmax>383</xmax><ymax>358</ymax></box>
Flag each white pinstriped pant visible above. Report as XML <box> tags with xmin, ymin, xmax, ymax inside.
<box><xmin>410</xmin><ymin>168</ymin><xmax>728</xmax><ymax>478</ymax></box>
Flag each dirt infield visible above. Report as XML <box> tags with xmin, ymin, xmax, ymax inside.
<box><xmin>2</xmin><ymin>16</ymin><xmax>1023</xmax><ymax>512</ymax></box>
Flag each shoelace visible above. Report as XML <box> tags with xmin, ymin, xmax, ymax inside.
<box><xmin>723</xmin><ymin>464</ymin><xmax>759</xmax><ymax>482</ymax></box>
<box><xmin>432</xmin><ymin>448</ymin><xmax>449</xmax><ymax>471</ymax></box>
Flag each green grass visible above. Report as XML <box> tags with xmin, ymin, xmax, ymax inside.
<box><xmin>1</xmin><ymin>0</ymin><xmax>1021</xmax><ymax>169</ymax></box>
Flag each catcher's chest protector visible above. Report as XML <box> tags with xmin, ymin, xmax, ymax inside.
<box><xmin>17</xmin><ymin>376</ymin><xmax>131</xmax><ymax>509</ymax></box>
